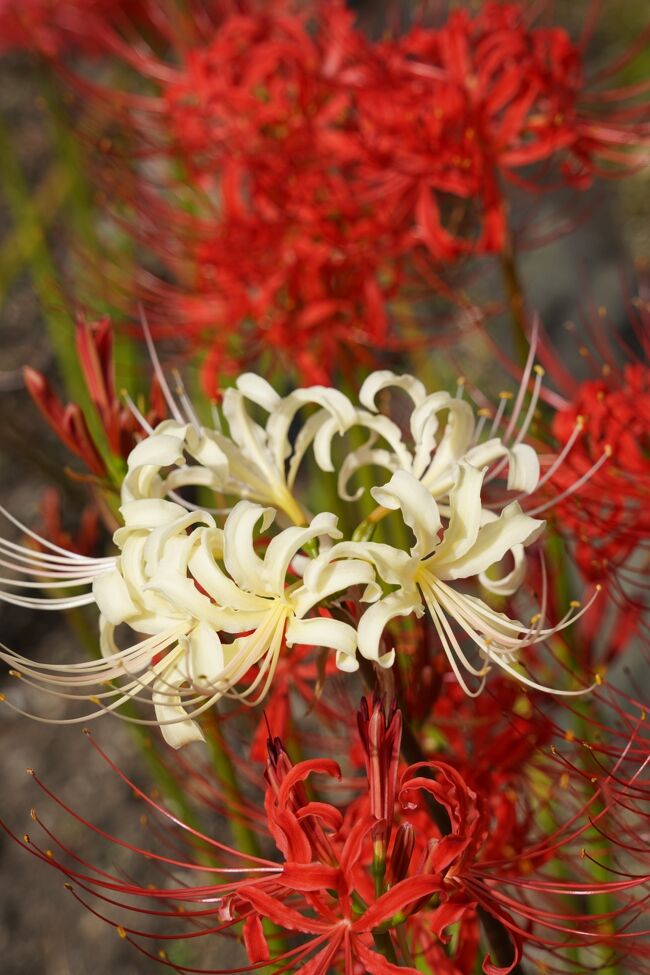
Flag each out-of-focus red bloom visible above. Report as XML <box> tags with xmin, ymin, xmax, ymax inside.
<box><xmin>71</xmin><ymin>1</ymin><xmax>648</xmax><ymax>386</ymax></box>
<box><xmin>358</xmin><ymin>4</ymin><xmax>649</xmax><ymax>260</ymax></box>
<box><xmin>24</xmin><ymin>315</ymin><xmax>167</xmax><ymax>483</ymax></box>
<box><xmin>38</xmin><ymin>487</ymin><xmax>100</xmax><ymax>556</ymax></box>
<box><xmin>551</xmin><ymin>363</ymin><xmax>650</xmax><ymax>582</ymax></box>
<box><xmin>146</xmin><ymin>4</ymin><xmax>404</xmax><ymax>389</ymax></box>
<box><xmin>6</xmin><ymin>691</ymin><xmax>649</xmax><ymax>974</ymax></box>
<box><xmin>0</xmin><ymin>0</ymin><xmax>148</xmax><ymax>56</ymax></box>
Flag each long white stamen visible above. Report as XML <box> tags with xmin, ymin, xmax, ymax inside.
<box><xmin>527</xmin><ymin>448</ymin><xmax>611</xmax><ymax>516</ymax></box>
<box><xmin>138</xmin><ymin>304</ymin><xmax>184</xmax><ymax>423</ymax></box>
<box><xmin>503</xmin><ymin>317</ymin><xmax>539</xmax><ymax>444</ymax></box>
<box><xmin>122</xmin><ymin>391</ymin><xmax>153</xmax><ymax>434</ymax></box>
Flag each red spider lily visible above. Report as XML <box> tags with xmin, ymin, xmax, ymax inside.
<box><xmin>24</xmin><ymin>315</ymin><xmax>167</xmax><ymax>483</ymax></box>
<box><xmin>515</xmin><ymin>294</ymin><xmax>650</xmax><ymax>633</ymax></box>
<box><xmin>4</xmin><ymin>691</ymin><xmax>648</xmax><ymax>974</ymax></box>
<box><xmin>38</xmin><ymin>487</ymin><xmax>100</xmax><ymax>557</ymax></box>
<box><xmin>352</xmin><ymin>2</ymin><xmax>650</xmax><ymax>261</ymax></box>
<box><xmin>0</xmin><ymin>0</ymin><xmax>149</xmax><ymax>56</ymax></box>
<box><xmin>550</xmin><ymin>363</ymin><xmax>650</xmax><ymax>582</ymax></box>
<box><xmin>64</xmin><ymin>1</ymin><xmax>647</xmax><ymax>384</ymax></box>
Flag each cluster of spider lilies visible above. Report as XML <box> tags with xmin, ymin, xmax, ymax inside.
<box><xmin>0</xmin><ymin>2</ymin><xmax>648</xmax><ymax>974</ymax></box>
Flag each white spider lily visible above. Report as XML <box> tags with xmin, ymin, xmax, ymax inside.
<box><xmin>306</xmin><ymin>464</ymin><xmax>591</xmax><ymax>695</ymax></box>
<box><xmin>125</xmin><ymin>373</ymin><xmax>356</xmax><ymax>526</ymax></box>
<box><xmin>1</xmin><ymin>498</ymin><xmax>374</xmax><ymax>748</ymax></box>
<box><xmin>335</xmin><ymin>371</ymin><xmax>540</xmax><ymax>505</ymax></box>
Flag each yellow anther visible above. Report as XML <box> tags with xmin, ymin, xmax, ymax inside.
<box><xmin>64</xmin><ymin>883</ymin><xmax>73</xmax><ymax>891</ymax></box>
<box><xmin>569</xmin><ymin>600</ymin><xmax>580</xmax><ymax>609</ymax></box>
<box><xmin>595</xmin><ymin>672</ymin><xmax>603</xmax><ymax>686</ymax></box>
<box><xmin>9</xmin><ymin>671</ymin><xmax>22</xmax><ymax>679</ymax></box>
<box><xmin>117</xmin><ymin>926</ymin><xmax>127</xmax><ymax>940</ymax></box>
<box><xmin>530</xmin><ymin>613</ymin><xmax>541</xmax><ymax>625</ymax></box>
<box><xmin>559</xmin><ymin>772</ymin><xmax>569</xmax><ymax>789</ymax></box>
<box><xmin>575</xmin><ymin>414</ymin><xmax>585</xmax><ymax>429</ymax></box>
<box><xmin>579</xmin><ymin>346</ymin><xmax>589</xmax><ymax>357</ymax></box>
<box><xmin>477</xmin><ymin>407</ymin><xmax>492</xmax><ymax>417</ymax></box>
<box><xmin>26</xmin><ymin>768</ymin><xmax>35</xmax><ymax>776</ymax></box>
<box><xmin>499</xmin><ymin>390</ymin><xmax>514</xmax><ymax>400</ymax></box>
<box><xmin>580</xmin><ymin>848</ymin><xmax>586</xmax><ymax>859</ymax></box>
<box><xmin>30</xmin><ymin>808</ymin><xmax>37</xmax><ymax>821</ymax></box>
<box><xmin>140</xmin><ymin>814</ymin><xmax>148</xmax><ymax>826</ymax></box>
<box><xmin>603</xmin><ymin>444</ymin><xmax>612</xmax><ymax>457</ymax></box>
<box><xmin>89</xmin><ymin>696</ymin><xmax>101</xmax><ymax>706</ymax></box>
<box><xmin>23</xmin><ymin>834</ymin><xmax>30</xmax><ymax>844</ymax></box>
<box><xmin>597</xmin><ymin>305</ymin><xmax>607</xmax><ymax>318</ymax></box>
<box><xmin>565</xmin><ymin>729</ymin><xmax>575</xmax><ymax>742</ymax></box>
<box><xmin>534</xmin><ymin>364</ymin><xmax>545</xmax><ymax>377</ymax></box>
<box><xmin>46</xmin><ymin>850</ymin><xmax>54</xmax><ymax>858</ymax></box>
<box><xmin>0</xmin><ymin>693</ymin><xmax>5</xmax><ymax>702</ymax></box>
<box><xmin>456</xmin><ymin>375</ymin><xmax>466</xmax><ymax>386</ymax></box>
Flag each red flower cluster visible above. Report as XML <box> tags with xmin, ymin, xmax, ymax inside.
<box><xmin>23</xmin><ymin>315</ymin><xmax>167</xmax><ymax>483</ymax></box>
<box><xmin>83</xmin><ymin>1</ymin><xmax>649</xmax><ymax>387</ymax></box>
<box><xmin>0</xmin><ymin>0</ymin><xmax>147</xmax><ymax>56</ymax></box>
<box><xmin>6</xmin><ymin>692</ymin><xmax>648</xmax><ymax>975</ymax></box>
<box><xmin>551</xmin><ymin>363</ymin><xmax>650</xmax><ymax>583</ymax></box>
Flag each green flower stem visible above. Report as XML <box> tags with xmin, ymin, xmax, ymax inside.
<box><xmin>499</xmin><ymin>240</ymin><xmax>531</xmax><ymax>370</ymax></box>
<box><xmin>372</xmin><ymin>929</ymin><xmax>401</xmax><ymax>967</ymax></box>
<box><xmin>0</xmin><ymin>114</ymin><xmax>83</xmax><ymax>405</ymax></box>
<box><xmin>202</xmin><ymin>712</ymin><xmax>262</xmax><ymax>858</ymax></box>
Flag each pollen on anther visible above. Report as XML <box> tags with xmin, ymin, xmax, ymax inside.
<box><xmin>23</xmin><ymin>834</ymin><xmax>30</xmax><ymax>844</ymax></box>
<box><xmin>117</xmin><ymin>926</ymin><xmax>127</xmax><ymax>939</ymax></box>
<box><xmin>499</xmin><ymin>391</ymin><xmax>514</xmax><ymax>400</ymax></box>
<box><xmin>30</xmin><ymin>808</ymin><xmax>37</xmax><ymax>821</ymax></box>
<box><xmin>569</xmin><ymin>600</ymin><xmax>580</xmax><ymax>609</ymax></box>
<box><xmin>89</xmin><ymin>696</ymin><xmax>101</xmax><ymax>706</ymax></box>
<box><xmin>26</xmin><ymin>768</ymin><xmax>35</xmax><ymax>776</ymax></box>
<box><xmin>9</xmin><ymin>671</ymin><xmax>22</xmax><ymax>679</ymax></box>
<box><xmin>604</xmin><ymin>444</ymin><xmax>613</xmax><ymax>457</ymax></box>
<box><xmin>559</xmin><ymin>772</ymin><xmax>569</xmax><ymax>789</ymax></box>
<box><xmin>533</xmin><ymin>365</ymin><xmax>545</xmax><ymax>377</ymax></box>
<box><xmin>64</xmin><ymin>883</ymin><xmax>73</xmax><ymax>891</ymax></box>
<box><xmin>565</xmin><ymin>729</ymin><xmax>575</xmax><ymax>742</ymax></box>
<box><xmin>159</xmin><ymin>950</ymin><xmax>168</xmax><ymax>961</ymax></box>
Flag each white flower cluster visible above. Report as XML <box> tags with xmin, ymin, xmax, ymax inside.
<box><xmin>1</xmin><ymin>372</ymin><xmax>589</xmax><ymax>747</ymax></box>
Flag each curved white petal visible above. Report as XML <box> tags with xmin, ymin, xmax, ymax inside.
<box><xmin>223</xmin><ymin>501</ymin><xmax>275</xmax><ymax>594</ymax></box>
<box><xmin>426</xmin><ymin>462</ymin><xmax>484</xmax><ymax>568</ymax></box>
<box><xmin>285</xmin><ymin>616</ymin><xmax>357</xmax><ymax>656</ymax></box>
<box><xmin>359</xmin><ymin>371</ymin><xmax>427</xmax><ymax>411</ymax></box>
<box><xmin>357</xmin><ymin>590</ymin><xmax>422</xmax><ymax>666</ymax></box>
<box><xmin>263</xmin><ymin>512</ymin><xmax>341</xmax><ymax>593</ymax></box>
<box><xmin>371</xmin><ymin>470</ymin><xmax>441</xmax><ymax>558</ymax></box>
<box><xmin>92</xmin><ymin>570</ymin><xmax>139</xmax><ymax>624</ymax></box>
<box><xmin>435</xmin><ymin>502</ymin><xmax>544</xmax><ymax>581</ymax></box>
